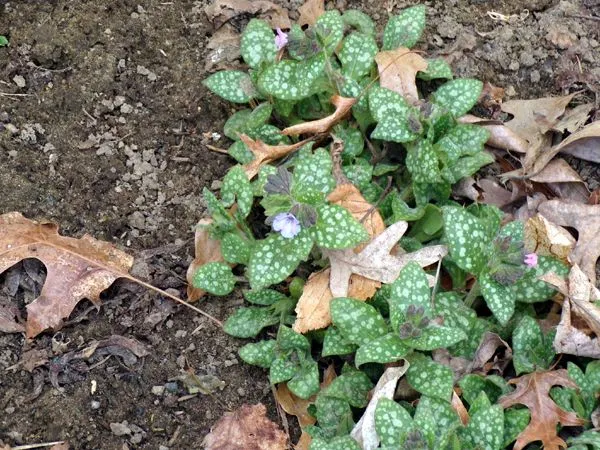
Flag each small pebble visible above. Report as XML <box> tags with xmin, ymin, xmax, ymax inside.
<box><xmin>110</xmin><ymin>422</ymin><xmax>132</xmax><ymax>436</ymax></box>
<box><xmin>152</xmin><ymin>385</ymin><xmax>165</xmax><ymax>396</ymax></box>
<box><xmin>120</xmin><ymin>104</ymin><xmax>134</xmax><ymax>114</ymax></box>
<box><xmin>91</xmin><ymin>400</ymin><xmax>101</xmax><ymax>410</ymax></box>
<box><xmin>13</xmin><ymin>75</ymin><xmax>26</xmax><ymax>88</ymax></box>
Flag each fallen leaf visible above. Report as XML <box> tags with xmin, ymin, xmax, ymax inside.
<box><xmin>375</xmin><ymin>47</ymin><xmax>428</xmax><ymax>103</ymax></box>
<box><xmin>275</xmin><ymin>364</ymin><xmax>336</xmax><ymax>450</ymax></box>
<box><xmin>556</xmin><ymin>120</ymin><xmax>600</xmax><ymax>164</ymax></box>
<box><xmin>537</xmin><ymin>200</ymin><xmax>600</xmax><ymax>283</ymax></box>
<box><xmin>19</xmin><ymin>348</ymin><xmax>50</xmax><ymax>372</ymax></box>
<box><xmin>524</xmin><ymin>213</ymin><xmax>576</xmax><ymax>264</ymax></box>
<box><xmin>498</xmin><ymin>370</ymin><xmax>585</xmax><ymax>450</ymax></box>
<box><xmin>452</xmin><ymin>177</ymin><xmax>480</xmax><ymax>202</ymax></box>
<box><xmin>0</xmin><ymin>304</ymin><xmax>25</xmax><ymax>333</ymax></box>
<box><xmin>324</xmin><ymin>221</ymin><xmax>447</xmax><ymax>297</ymax></box>
<box><xmin>529</xmin><ymin>158</ymin><xmax>589</xmax><ymax>203</ymax></box>
<box><xmin>205</xmin><ymin>0</ymin><xmax>291</xmax><ymax>30</ymax></box>
<box><xmin>203</xmin><ymin>403</ymin><xmax>288</xmax><ymax>450</ymax></box>
<box><xmin>205</xmin><ymin>24</ymin><xmax>241</xmax><ymax>72</ymax></box>
<box><xmin>477</xmin><ymin>178</ymin><xmax>517</xmax><ymax>208</ymax></box>
<box><xmin>240</xmin><ymin>134</ymin><xmax>307</xmax><ymax>179</ymax></box>
<box><xmin>351</xmin><ymin>364</ymin><xmax>410</xmax><ymax>450</ymax></box>
<box><xmin>294</xmin><ymin>184</ymin><xmax>386</xmax><ymax>333</ymax></box>
<box><xmin>501</xmin><ymin>94</ymin><xmax>574</xmax><ymax>143</ymax></box>
<box><xmin>592</xmin><ymin>407</ymin><xmax>600</xmax><ymax>428</ymax></box>
<box><xmin>471</xmin><ymin>331</ymin><xmax>512</xmax><ymax>374</ymax></box>
<box><xmin>0</xmin><ymin>212</ymin><xmax>134</xmax><ymax>338</ymax></box>
<box><xmin>459</xmin><ymin>115</ymin><xmax>528</xmax><ymax>154</ymax></box>
<box><xmin>186</xmin><ymin>218</ymin><xmax>226</xmax><ymax>302</ymax></box>
<box><xmin>451</xmin><ymin>389</ymin><xmax>470</xmax><ymax>426</ymax></box>
<box><xmin>297</xmin><ymin>0</ymin><xmax>324</xmax><ymax>27</ymax></box>
<box><xmin>553</xmin><ymin>297</ymin><xmax>600</xmax><ymax>358</ymax></box>
<box><xmin>478</xmin><ymin>82</ymin><xmax>504</xmax><ymax>111</ymax></box>
<box><xmin>552</xmin><ymin>103</ymin><xmax>594</xmax><ymax>134</ymax></box>
<box><xmin>282</xmin><ymin>96</ymin><xmax>357</xmax><ymax>136</ymax></box>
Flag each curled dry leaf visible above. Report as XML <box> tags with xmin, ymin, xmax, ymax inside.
<box><xmin>529</xmin><ymin>158</ymin><xmax>589</xmax><ymax>204</ymax></box>
<box><xmin>459</xmin><ymin>115</ymin><xmax>528</xmax><ymax>154</ymax></box>
<box><xmin>240</xmin><ymin>134</ymin><xmax>307</xmax><ymax>179</ymax></box>
<box><xmin>375</xmin><ymin>47</ymin><xmax>428</xmax><ymax>103</ymax></box>
<box><xmin>294</xmin><ymin>184</ymin><xmax>385</xmax><ymax>333</ymax></box>
<box><xmin>205</xmin><ymin>24</ymin><xmax>241</xmax><ymax>72</ymax></box>
<box><xmin>501</xmin><ymin>94</ymin><xmax>574</xmax><ymax>144</ymax></box>
<box><xmin>553</xmin><ymin>297</ymin><xmax>600</xmax><ymax>359</ymax></box>
<box><xmin>551</xmin><ymin>103</ymin><xmax>594</xmax><ymax>134</ymax></box>
<box><xmin>297</xmin><ymin>0</ymin><xmax>325</xmax><ymax>27</ymax></box>
<box><xmin>0</xmin><ymin>304</ymin><xmax>25</xmax><ymax>333</ymax></box>
<box><xmin>203</xmin><ymin>403</ymin><xmax>288</xmax><ymax>450</ymax></box>
<box><xmin>451</xmin><ymin>390</ymin><xmax>470</xmax><ymax>426</ymax></box>
<box><xmin>282</xmin><ymin>96</ymin><xmax>357</xmax><ymax>136</ymax></box>
<box><xmin>498</xmin><ymin>370</ymin><xmax>585</xmax><ymax>450</ymax></box>
<box><xmin>556</xmin><ymin>120</ymin><xmax>600</xmax><ymax>164</ymax></box>
<box><xmin>524</xmin><ymin>213</ymin><xmax>576</xmax><ymax>264</ymax></box>
<box><xmin>186</xmin><ymin>218</ymin><xmax>226</xmax><ymax>302</ymax></box>
<box><xmin>537</xmin><ymin>199</ymin><xmax>600</xmax><ymax>284</ymax></box>
<box><xmin>0</xmin><ymin>212</ymin><xmax>134</xmax><ymax>338</ymax></box>
<box><xmin>205</xmin><ymin>0</ymin><xmax>291</xmax><ymax>30</ymax></box>
<box><xmin>351</xmin><ymin>364</ymin><xmax>410</xmax><ymax>450</ymax></box>
<box><xmin>478</xmin><ymin>81</ymin><xmax>504</xmax><ymax>110</ymax></box>
<box><xmin>477</xmin><ymin>178</ymin><xmax>517</xmax><ymax>208</ymax></box>
<box><xmin>471</xmin><ymin>331</ymin><xmax>512</xmax><ymax>374</ymax></box>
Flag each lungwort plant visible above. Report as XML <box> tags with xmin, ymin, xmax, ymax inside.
<box><xmin>196</xmin><ymin>4</ymin><xmax>593</xmax><ymax>449</ymax></box>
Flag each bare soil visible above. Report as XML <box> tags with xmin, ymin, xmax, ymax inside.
<box><xmin>0</xmin><ymin>0</ymin><xmax>598</xmax><ymax>448</ymax></box>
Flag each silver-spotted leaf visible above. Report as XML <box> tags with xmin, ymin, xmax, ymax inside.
<box><xmin>221</xmin><ymin>165</ymin><xmax>254</xmax><ymax>218</ymax></box>
<box><xmin>480</xmin><ymin>272</ymin><xmax>515</xmax><ymax>326</ymax></box>
<box><xmin>375</xmin><ymin>398</ymin><xmax>413</xmax><ymax>447</ymax></box>
<box><xmin>322</xmin><ymin>326</ymin><xmax>358</xmax><ymax>356</ymax></box>
<box><xmin>192</xmin><ymin>262</ymin><xmax>235</xmax><ymax>296</ymax></box>
<box><xmin>406</xmin><ymin>140</ymin><xmax>440</xmax><ymax>183</ymax></box>
<box><xmin>512</xmin><ymin>315</ymin><xmax>556</xmax><ymax>375</ymax></box>
<box><xmin>405</xmin><ymin>325</ymin><xmax>467</xmax><ymax>351</ymax></box>
<box><xmin>407</xmin><ymin>358</ymin><xmax>454</xmax><ymax>401</ymax></box>
<box><xmin>340</xmin><ymin>32</ymin><xmax>378</xmax><ymax>80</ymax></box>
<box><xmin>512</xmin><ymin>256</ymin><xmax>567</xmax><ymax>303</ymax></box>
<box><xmin>224</xmin><ymin>307</ymin><xmax>278</xmax><ymax>338</ymax></box>
<box><xmin>288</xmin><ymin>360</ymin><xmax>320</xmax><ymax>399</ymax></box>
<box><xmin>239</xmin><ymin>340</ymin><xmax>277</xmax><ymax>368</ymax></box>
<box><xmin>203</xmin><ymin>70</ymin><xmax>257</xmax><ymax>103</ymax></box>
<box><xmin>342</xmin><ymin>9</ymin><xmax>376</xmax><ymax>36</ymax></box>
<box><xmin>270</xmin><ymin>355</ymin><xmax>299</xmax><ymax>384</ymax></box>
<box><xmin>309</xmin><ymin>436</ymin><xmax>362</xmax><ymax>450</ymax></box>
<box><xmin>442</xmin><ymin>206</ymin><xmax>489</xmax><ymax>274</ymax></box>
<box><xmin>436</xmin><ymin>124</ymin><xmax>490</xmax><ymax>162</ymax></box>
<box><xmin>258</xmin><ymin>54</ymin><xmax>326</xmax><ymax>100</ymax></box>
<box><xmin>314</xmin><ymin>11</ymin><xmax>345</xmax><ymax>54</ymax></box>
<box><xmin>241</xmin><ymin>19</ymin><xmax>277</xmax><ymax>69</ymax></box>
<box><xmin>220</xmin><ymin>232</ymin><xmax>252</xmax><ymax>264</ymax></box>
<box><xmin>355</xmin><ymin>333</ymin><xmax>409</xmax><ymax>366</ymax></box>
<box><xmin>418</xmin><ymin>58</ymin><xmax>453</xmax><ymax>81</ymax></box>
<box><xmin>368</xmin><ymin>85</ymin><xmax>415</xmax><ymax>123</ymax></box>
<box><xmin>244</xmin><ymin>289</ymin><xmax>287</xmax><ymax>305</ymax></box>
<box><xmin>383</xmin><ymin>5</ymin><xmax>426</xmax><ymax>50</ymax></box>
<box><xmin>278</xmin><ymin>325</ymin><xmax>310</xmax><ymax>352</ymax></box>
<box><xmin>330</xmin><ymin>297</ymin><xmax>388</xmax><ymax>346</ymax></box>
<box><xmin>324</xmin><ymin>370</ymin><xmax>373</xmax><ymax>407</ymax></box>
<box><xmin>433</xmin><ymin>78</ymin><xmax>483</xmax><ymax>117</ymax></box>
<box><xmin>315</xmin><ymin>204</ymin><xmax>369</xmax><ymax>249</ymax></box>
<box><xmin>389</xmin><ymin>262</ymin><xmax>432</xmax><ymax>329</ymax></box>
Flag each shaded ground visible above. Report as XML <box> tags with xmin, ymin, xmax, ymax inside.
<box><xmin>0</xmin><ymin>0</ymin><xmax>598</xmax><ymax>448</ymax></box>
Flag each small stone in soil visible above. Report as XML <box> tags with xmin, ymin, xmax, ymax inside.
<box><xmin>110</xmin><ymin>421</ymin><xmax>132</xmax><ymax>436</ymax></box>
<box><xmin>152</xmin><ymin>385</ymin><xmax>165</xmax><ymax>396</ymax></box>
<box><xmin>91</xmin><ymin>400</ymin><xmax>101</xmax><ymax>409</ymax></box>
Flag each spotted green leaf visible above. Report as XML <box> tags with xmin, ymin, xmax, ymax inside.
<box><xmin>324</xmin><ymin>370</ymin><xmax>373</xmax><ymax>407</ymax></box>
<box><xmin>270</xmin><ymin>355</ymin><xmax>299</xmax><ymax>384</ymax></box>
<box><xmin>340</xmin><ymin>32</ymin><xmax>378</xmax><ymax>80</ymax></box>
<box><xmin>407</xmin><ymin>357</ymin><xmax>454</xmax><ymax>401</ymax></box>
<box><xmin>244</xmin><ymin>289</ymin><xmax>287</xmax><ymax>305</ymax></box>
<box><xmin>383</xmin><ymin>5</ymin><xmax>426</xmax><ymax>50</ymax></box>
<box><xmin>570</xmin><ymin>361</ymin><xmax>600</xmax><ymax>402</ymax></box>
<box><xmin>248</xmin><ymin>229</ymin><xmax>314</xmax><ymax>289</ymax></box>
<box><xmin>375</xmin><ymin>398</ymin><xmax>413</xmax><ymax>447</ymax></box>
<box><xmin>228</xmin><ymin>140</ymin><xmax>254</xmax><ymax>164</ymax></box>
<box><xmin>330</xmin><ymin>297</ymin><xmax>388</xmax><ymax>346</ymax></box>
<box><xmin>371</xmin><ymin>116</ymin><xmax>421</xmax><ymax>143</ymax></box>
<box><xmin>309</xmin><ymin>436</ymin><xmax>362</xmax><ymax>450</ymax></box>
<box><xmin>278</xmin><ymin>325</ymin><xmax>310</xmax><ymax>352</ymax></box>
<box><xmin>220</xmin><ymin>232</ymin><xmax>252</xmax><ymax>264</ymax></box>
<box><xmin>444</xmin><ymin>152</ymin><xmax>495</xmax><ymax>184</ymax></box>
<box><xmin>241</xmin><ymin>19</ymin><xmax>277</xmax><ymax>69</ymax></box>
<box><xmin>203</xmin><ymin>70</ymin><xmax>257</xmax><ymax>103</ymax></box>
<box><xmin>192</xmin><ymin>262</ymin><xmax>235</xmax><ymax>296</ymax></box>
<box><xmin>512</xmin><ymin>315</ymin><xmax>556</xmax><ymax>374</ymax></box>
<box><xmin>406</xmin><ymin>140</ymin><xmax>441</xmax><ymax>184</ymax></box>
<box><xmin>461</xmin><ymin>396</ymin><xmax>504</xmax><ymax>450</ymax></box>
<box><xmin>433</xmin><ymin>78</ymin><xmax>483</xmax><ymax>117</ymax></box>
<box><xmin>418</xmin><ymin>58</ymin><xmax>453</xmax><ymax>80</ymax></box>
<box><xmin>503</xmin><ymin>408</ymin><xmax>530</xmax><ymax>448</ymax></box>
<box><xmin>442</xmin><ymin>206</ymin><xmax>490</xmax><ymax>274</ymax></box>
<box><xmin>315</xmin><ymin>204</ymin><xmax>368</xmax><ymax>249</ymax></box>
<box><xmin>414</xmin><ymin>395</ymin><xmax>461</xmax><ymax>444</ymax></box>
<box><xmin>343</xmin><ymin>8</ymin><xmax>375</xmax><ymax>34</ymax></box>
<box><xmin>258</xmin><ymin>54</ymin><xmax>326</xmax><ymax>100</ymax></box>
<box><xmin>221</xmin><ymin>165</ymin><xmax>253</xmax><ymax>218</ymax></box>
<box><xmin>322</xmin><ymin>326</ymin><xmax>358</xmax><ymax>356</ymax></box>
<box><xmin>293</xmin><ymin>147</ymin><xmax>335</xmax><ymax>198</ymax></box>
<box><xmin>314</xmin><ymin>11</ymin><xmax>345</xmax><ymax>54</ymax></box>
<box><xmin>224</xmin><ymin>109</ymin><xmax>252</xmax><ymax>140</ymax></box>
<box><xmin>405</xmin><ymin>325</ymin><xmax>467</xmax><ymax>351</ymax></box>
<box><xmin>253</xmin><ymin>165</ymin><xmax>278</xmax><ymax>197</ymax></box>
<box><xmin>459</xmin><ymin>374</ymin><xmax>511</xmax><ymax>405</ymax></box>
<box><xmin>342</xmin><ymin>160</ymin><xmax>373</xmax><ymax>190</ymax></box>
<box><xmin>288</xmin><ymin>360</ymin><xmax>320</xmax><ymax>399</ymax></box>
<box><xmin>314</xmin><ymin>396</ymin><xmax>354</xmax><ymax>438</ymax></box>
<box><xmin>335</xmin><ymin>126</ymin><xmax>364</xmax><ymax>159</ymax></box>
<box><xmin>389</xmin><ymin>262</ymin><xmax>432</xmax><ymax>329</ymax></box>
<box><xmin>223</xmin><ymin>307</ymin><xmax>278</xmax><ymax>338</ymax></box>
<box><xmin>238</xmin><ymin>339</ymin><xmax>276</xmax><ymax>368</ymax></box>
<box><xmin>436</xmin><ymin>124</ymin><xmax>490</xmax><ymax>162</ymax></box>
<box><xmin>512</xmin><ymin>256</ymin><xmax>567</xmax><ymax>303</ymax></box>
<box><xmin>567</xmin><ymin>430</ymin><xmax>600</xmax><ymax>449</ymax></box>
<box><xmin>368</xmin><ymin>85</ymin><xmax>415</xmax><ymax>122</ymax></box>
<box><xmin>480</xmin><ymin>272</ymin><xmax>515</xmax><ymax>326</ymax></box>
<box><xmin>355</xmin><ymin>333</ymin><xmax>409</xmax><ymax>366</ymax></box>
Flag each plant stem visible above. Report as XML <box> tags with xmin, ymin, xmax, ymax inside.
<box><xmin>464</xmin><ymin>280</ymin><xmax>480</xmax><ymax>308</ymax></box>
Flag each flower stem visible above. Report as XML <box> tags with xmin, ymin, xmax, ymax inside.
<box><xmin>464</xmin><ymin>280</ymin><xmax>481</xmax><ymax>308</ymax></box>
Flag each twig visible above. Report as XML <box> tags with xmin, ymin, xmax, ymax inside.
<box><xmin>11</xmin><ymin>442</ymin><xmax>65</xmax><ymax>450</ymax></box>
<box><xmin>360</xmin><ymin>176</ymin><xmax>393</xmax><ymax>224</ymax></box>
<box><xmin>272</xmin><ymin>385</ymin><xmax>291</xmax><ymax>441</ymax></box>
<box><xmin>566</xmin><ymin>13</ymin><xmax>600</xmax><ymax>22</ymax></box>
<box><xmin>82</xmin><ymin>107</ymin><xmax>97</xmax><ymax>126</ymax></box>
<box><xmin>0</xmin><ymin>92</ymin><xmax>33</xmax><ymax>97</ymax></box>
<box><xmin>430</xmin><ymin>258</ymin><xmax>443</xmax><ymax>307</ymax></box>
<box><xmin>206</xmin><ymin>144</ymin><xmax>229</xmax><ymax>154</ymax></box>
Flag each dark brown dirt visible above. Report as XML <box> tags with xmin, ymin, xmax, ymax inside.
<box><xmin>0</xmin><ymin>0</ymin><xmax>598</xmax><ymax>448</ymax></box>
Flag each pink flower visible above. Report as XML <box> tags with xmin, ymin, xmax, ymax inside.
<box><xmin>272</xmin><ymin>212</ymin><xmax>300</xmax><ymax>239</ymax></box>
<box><xmin>524</xmin><ymin>253</ymin><xmax>538</xmax><ymax>268</ymax></box>
<box><xmin>275</xmin><ymin>28</ymin><xmax>288</xmax><ymax>50</ymax></box>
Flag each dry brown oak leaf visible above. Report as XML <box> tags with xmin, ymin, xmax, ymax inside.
<box><xmin>0</xmin><ymin>212</ymin><xmax>134</xmax><ymax>338</ymax></box>
<box><xmin>297</xmin><ymin>0</ymin><xmax>325</xmax><ymax>27</ymax></box>
<box><xmin>498</xmin><ymin>370</ymin><xmax>584</xmax><ymax>450</ymax></box>
<box><xmin>240</xmin><ymin>134</ymin><xmax>307</xmax><ymax>180</ymax></box>
<box><xmin>375</xmin><ymin>47</ymin><xmax>427</xmax><ymax>104</ymax></box>
<box><xmin>537</xmin><ymin>199</ymin><xmax>600</xmax><ymax>284</ymax></box>
<box><xmin>203</xmin><ymin>403</ymin><xmax>287</xmax><ymax>450</ymax></box>
<box><xmin>282</xmin><ymin>95</ymin><xmax>356</xmax><ymax>136</ymax></box>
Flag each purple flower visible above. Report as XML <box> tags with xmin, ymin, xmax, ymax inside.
<box><xmin>524</xmin><ymin>253</ymin><xmax>538</xmax><ymax>268</ymax></box>
<box><xmin>272</xmin><ymin>212</ymin><xmax>300</xmax><ymax>239</ymax></box>
<box><xmin>275</xmin><ymin>28</ymin><xmax>288</xmax><ymax>50</ymax></box>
